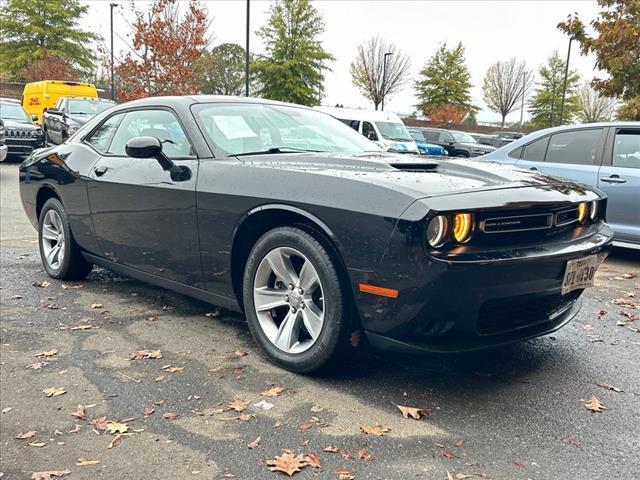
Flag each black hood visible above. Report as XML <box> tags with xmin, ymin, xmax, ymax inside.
<box><xmin>1</xmin><ymin>118</ymin><xmax>39</xmax><ymax>130</ymax></box>
<box><xmin>459</xmin><ymin>142</ymin><xmax>496</xmax><ymax>151</ymax></box>
<box><xmin>65</xmin><ymin>114</ymin><xmax>92</xmax><ymax>126</ymax></box>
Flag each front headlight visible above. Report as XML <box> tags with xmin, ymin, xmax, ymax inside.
<box><xmin>577</xmin><ymin>202</ymin><xmax>588</xmax><ymax>224</ymax></box>
<box><xmin>67</xmin><ymin>125</ymin><xmax>78</xmax><ymax>135</ymax></box>
<box><xmin>452</xmin><ymin>213</ymin><xmax>473</xmax><ymax>243</ymax></box>
<box><xmin>589</xmin><ymin>201</ymin><xmax>598</xmax><ymax>221</ymax></box>
<box><xmin>426</xmin><ymin>215</ymin><xmax>448</xmax><ymax>248</ymax></box>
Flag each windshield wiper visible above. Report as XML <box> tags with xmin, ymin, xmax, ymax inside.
<box><xmin>230</xmin><ymin>147</ymin><xmax>322</xmax><ymax>157</ymax></box>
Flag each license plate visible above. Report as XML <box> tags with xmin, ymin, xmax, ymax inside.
<box><xmin>562</xmin><ymin>255</ymin><xmax>598</xmax><ymax>295</ymax></box>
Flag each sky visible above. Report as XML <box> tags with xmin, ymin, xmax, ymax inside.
<box><xmin>82</xmin><ymin>0</ymin><xmax>602</xmax><ymax>124</ymax></box>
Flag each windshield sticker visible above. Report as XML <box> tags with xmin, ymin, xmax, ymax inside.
<box><xmin>211</xmin><ymin>115</ymin><xmax>257</xmax><ymax>140</ymax></box>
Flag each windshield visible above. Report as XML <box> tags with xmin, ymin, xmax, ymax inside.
<box><xmin>1</xmin><ymin>103</ymin><xmax>30</xmax><ymax>121</ymax></box>
<box><xmin>67</xmin><ymin>99</ymin><xmax>115</xmax><ymax>115</ymax></box>
<box><xmin>450</xmin><ymin>131</ymin><xmax>477</xmax><ymax>143</ymax></box>
<box><xmin>375</xmin><ymin>121</ymin><xmax>412</xmax><ymax>142</ymax></box>
<box><xmin>192</xmin><ymin>103</ymin><xmax>380</xmax><ymax>157</ymax></box>
<box><xmin>408</xmin><ymin>129</ymin><xmax>425</xmax><ymax>142</ymax></box>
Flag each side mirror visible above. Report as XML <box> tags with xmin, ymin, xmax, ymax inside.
<box><xmin>446</xmin><ymin>140</ymin><xmax>454</xmax><ymax>146</ymax></box>
<box><xmin>366</xmin><ymin>132</ymin><xmax>377</xmax><ymax>141</ymax></box>
<box><xmin>125</xmin><ymin>136</ymin><xmax>191</xmax><ymax>181</ymax></box>
<box><xmin>31</xmin><ymin>114</ymin><xmax>39</xmax><ymax>122</ymax></box>
<box><xmin>46</xmin><ymin>108</ymin><xmax>61</xmax><ymax>116</ymax></box>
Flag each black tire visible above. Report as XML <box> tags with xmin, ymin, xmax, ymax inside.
<box><xmin>242</xmin><ymin>226</ymin><xmax>352</xmax><ymax>373</ymax></box>
<box><xmin>38</xmin><ymin>198</ymin><xmax>93</xmax><ymax>280</ymax></box>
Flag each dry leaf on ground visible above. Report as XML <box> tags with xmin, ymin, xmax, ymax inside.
<box><xmin>162</xmin><ymin>365</ymin><xmax>184</xmax><ymax>373</ymax></box>
<box><xmin>267</xmin><ymin>451</ymin><xmax>307</xmax><ymax>476</ymax></box>
<box><xmin>75</xmin><ymin>458</ymin><xmax>100</xmax><ymax>466</ymax></box>
<box><xmin>129</xmin><ymin>349</ymin><xmax>162</xmax><ymax>360</ymax></box>
<box><xmin>32</xmin><ymin>280</ymin><xmax>50</xmax><ymax>288</ymax></box>
<box><xmin>2</xmin><ymin>406</ymin><xmax>13</xmax><ymax>414</ymax></box>
<box><xmin>16</xmin><ymin>431</ymin><xmax>37</xmax><ymax>439</ymax></box>
<box><xmin>106</xmin><ymin>421</ymin><xmax>128</xmax><ymax>434</ymax></box>
<box><xmin>597</xmin><ymin>383</ymin><xmax>623</xmax><ymax>393</ymax></box>
<box><xmin>304</xmin><ymin>452</ymin><xmax>322</xmax><ymax>468</ymax></box>
<box><xmin>90</xmin><ymin>303</ymin><xmax>104</xmax><ymax>309</ymax></box>
<box><xmin>71</xmin><ymin>405</ymin><xmax>86</xmax><ymax>419</ymax></box>
<box><xmin>35</xmin><ymin>349</ymin><xmax>58</xmax><ymax>358</ymax></box>
<box><xmin>62</xmin><ymin>284</ymin><xmax>84</xmax><ymax>289</ymax></box>
<box><xmin>43</xmin><ymin>387</ymin><xmax>66</xmax><ymax>397</ymax></box>
<box><xmin>350</xmin><ymin>330</ymin><xmax>361</xmax><ymax>347</ymax></box>
<box><xmin>29</xmin><ymin>441</ymin><xmax>47</xmax><ymax>447</ymax></box>
<box><xmin>90</xmin><ymin>416</ymin><xmax>108</xmax><ymax>430</ymax></box>
<box><xmin>584</xmin><ymin>395</ymin><xmax>607</xmax><ymax>412</ymax></box>
<box><xmin>248</xmin><ymin>436</ymin><xmax>261</xmax><ymax>449</ymax></box>
<box><xmin>261</xmin><ymin>386</ymin><xmax>285</xmax><ymax>397</ymax></box>
<box><xmin>228</xmin><ymin>399</ymin><xmax>249</xmax><ymax>412</ymax></box>
<box><xmin>143</xmin><ymin>407</ymin><xmax>155</xmax><ymax>417</ymax></box>
<box><xmin>162</xmin><ymin>412</ymin><xmax>179</xmax><ymax>419</ymax></box>
<box><xmin>358</xmin><ymin>448</ymin><xmax>372</xmax><ymax>461</ymax></box>
<box><xmin>396</xmin><ymin>404</ymin><xmax>430</xmax><ymax>420</ymax></box>
<box><xmin>361</xmin><ymin>424</ymin><xmax>390</xmax><ymax>436</ymax></box>
<box><xmin>27</xmin><ymin>361</ymin><xmax>49</xmax><ymax>369</ymax></box>
<box><xmin>31</xmin><ymin>470</ymin><xmax>71</xmax><ymax>480</ymax></box>
<box><xmin>107</xmin><ymin>434</ymin><xmax>123</xmax><ymax>449</ymax></box>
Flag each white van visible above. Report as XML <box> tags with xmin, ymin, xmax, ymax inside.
<box><xmin>315</xmin><ymin>106</ymin><xmax>419</xmax><ymax>154</ymax></box>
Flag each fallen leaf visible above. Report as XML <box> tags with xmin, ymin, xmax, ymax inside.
<box><xmin>310</xmin><ymin>405</ymin><xmax>324</xmax><ymax>413</ymax></box>
<box><xmin>162</xmin><ymin>365</ymin><xmax>184</xmax><ymax>373</ymax></box>
<box><xmin>360</xmin><ymin>424</ymin><xmax>390</xmax><ymax>436</ymax></box>
<box><xmin>234</xmin><ymin>349</ymin><xmax>247</xmax><ymax>357</ymax></box>
<box><xmin>597</xmin><ymin>309</ymin><xmax>608</xmax><ymax>318</ymax></box>
<box><xmin>2</xmin><ymin>406</ymin><xmax>13</xmax><ymax>414</ymax></box>
<box><xmin>621</xmin><ymin>272</ymin><xmax>637</xmax><ymax>279</ymax></box>
<box><xmin>619</xmin><ymin>310</ymin><xmax>638</xmax><ymax>321</ymax></box>
<box><xmin>583</xmin><ymin>324</ymin><xmax>594</xmax><ymax>331</ymax></box>
<box><xmin>27</xmin><ymin>361</ymin><xmax>49</xmax><ymax>369</ymax></box>
<box><xmin>358</xmin><ymin>447</ymin><xmax>372</xmax><ymax>461</ymax></box>
<box><xmin>146</xmin><ymin>315</ymin><xmax>159</xmax><ymax>321</ymax></box>
<box><xmin>267</xmin><ymin>451</ymin><xmax>307</xmax><ymax>476</ymax></box>
<box><xmin>597</xmin><ymin>383</ymin><xmax>623</xmax><ymax>393</ymax></box>
<box><xmin>261</xmin><ymin>386</ymin><xmax>285</xmax><ymax>397</ymax></box>
<box><xmin>349</xmin><ymin>330</ymin><xmax>361</xmax><ymax>347</ymax></box>
<box><xmin>161</xmin><ymin>305</ymin><xmax>174</xmax><ymax>312</ymax></box>
<box><xmin>107</xmin><ymin>434</ymin><xmax>122</xmax><ymax>449</ymax></box>
<box><xmin>304</xmin><ymin>452</ymin><xmax>321</xmax><ymax>468</ymax></box>
<box><xmin>31</xmin><ymin>470</ymin><xmax>71</xmax><ymax>480</ymax></box>
<box><xmin>584</xmin><ymin>394</ymin><xmax>607</xmax><ymax>412</ymax></box>
<box><xmin>62</xmin><ymin>284</ymin><xmax>84</xmax><ymax>289</ymax></box>
<box><xmin>16</xmin><ymin>431</ymin><xmax>37</xmax><ymax>439</ymax></box>
<box><xmin>144</xmin><ymin>407</ymin><xmax>155</xmax><ymax>417</ymax></box>
<box><xmin>324</xmin><ymin>446</ymin><xmax>339</xmax><ymax>453</ymax></box>
<box><xmin>69</xmin><ymin>424</ymin><xmax>81</xmax><ymax>434</ymax></box>
<box><xmin>162</xmin><ymin>412</ymin><xmax>179</xmax><ymax>420</ymax></box>
<box><xmin>35</xmin><ymin>349</ymin><xmax>58</xmax><ymax>358</ymax></box>
<box><xmin>129</xmin><ymin>349</ymin><xmax>162</xmax><ymax>360</ymax></box>
<box><xmin>336</xmin><ymin>469</ymin><xmax>354</xmax><ymax>480</ymax></box>
<box><xmin>452</xmin><ymin>439</ymin><xmax>465</xmax><ymax>447</ymax></box>
<box><xmin>155</xmin><ymin>374</ymin><xmax>166</xmax><ymax>382</ymax></box>
<box><xmin>454</xmin><ymin>474</ymin><xmax>472</xmax><ymax>479</ymax></box>
<box><xmin>71</xmin><ymin>405</ymin><xmax>86</xmax><ymax>420</ymax></box>
<box><xmin>32</xmin><ymin>280</ymin><xmax>50</xmax><ymax>288</ymax></box>
<box><xmin>90</xmin><ymin>303</ymin><xmax>104</xmax><ymax>309</ymax></box>
<box><xmin>106</xmin><ymin>421</ymin><xmax>128</xmax><ymax>434</ymax></box>
<box><xmin>247</xmin><ymin>435</ymin><xmax>261</xmax><ymax>449</ymax></box>
<box><xmin>90</xmin><ymin>416</ymin><xmax>108</xmax><ymax>430</ymax></box>
<box><xmin>610</xmin><ymin>298</ymin><xmax>638</xmax><ymax>309</ymax></box>
<box><xmin>45</xmin><ymin>303</ymin><xmax>59</xmax><ymax>309</ymax></box>
<box><xmin>205</xmin><ymin>311</ymin><xmax>220</xmax><ymax>318</ymax></box>
<box><xmin>29</xmin><ymin>440</ymin><xmax>47</xmax><ymax>447</ymax></box>
<box><xmin>75</xmin><ymin>458</ymin><xmax>100</xmax><ymax>466</ymax></box>
<box><xmin>299</xmin><ymin>422</ymin><xmax>314</xmax><ymax>432</ymax></box>
<box><xmin>228</xmin><ymin>399</ymin><xmax>249</xmax><ymax>412</ymax></box>
<box><xmin>397</xmin><ymin>404</ymin><xmax>430</xmax><ymax>420</ymax></box>
<box><xmin>10</xmin><ymin>294</ymin><xmax>23</xmax><ymax>299</ymax></box>
<box><xmin>43</xmin><ymin>387</ymin><xmax>66</xmax><ymax>397</ymax></box>
<box><xmin>442</xmin><ymin>449</ymin><xmax>456</xmax><ymax>459</ymax></box>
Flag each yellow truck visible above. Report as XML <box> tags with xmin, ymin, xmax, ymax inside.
<box><xmin>22</xmin><ymin>80</ymin><xmax>98</xmax><ymax>124</ymax></box>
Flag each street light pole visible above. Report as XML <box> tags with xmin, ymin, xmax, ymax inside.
<box><xmin>558</xmin><ymin>37</ymin><xmax>572</xmax><ymax>125</ymax></box>
<box><xmin>245</xmin><ymin>0</ymin><xmax>250</xmax><ymax>97</ymax></box>
<box><xmin>110</xmin><ymin>3</ymin><xmax>117</xmax><ymax>101</ymax></box>
<box><xmin>550</xmin><ymin>80</ymin><xmax>557</xmax><ymax>127</ymax></box>
<box><xmin>381</xmin><ymin>52</ymin><xmax>392</xmax><ymax>111</ymax></box>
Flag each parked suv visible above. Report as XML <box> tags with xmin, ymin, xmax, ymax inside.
<box><xmin>420</xmin><ymin>127</ymin><xmax>496</xmax><ymax>157</ymax></box>
<box><xmin>0</xmin><ymin>99</ymin><xmax>44</xmax><ymax>160</ymax></box>
<box><xmin>43</xmin><ymin>97</ymin><xmax>116</xmax><ymax>145</ymax></box>
<box><xmin>480</xmin><ymin>122</ymin><xmax>640</xmax><ymax>249</ymax></box>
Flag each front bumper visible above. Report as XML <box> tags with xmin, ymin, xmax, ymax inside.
<box><xmin>6</xmin><ymin>138</ymin><xmax>44</xmax><ymax>156</ymax></box>
<box><xmin>0</xmin><ymin>145</ymin><xmax>7</xmax><ymax>162</ymax></box>
<box><xmin>352</xmin><ymin>222</ymin><xmax>613</xmax><ymax>354</ymax></box>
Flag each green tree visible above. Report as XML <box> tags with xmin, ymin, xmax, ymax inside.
<box><xmin>251</xmin><ymin>0</ymin><xmax>333</xmax><ymax>105</ymax></box>
<box><xmin>527</xmin><ymin>51</ymin><xmax>580</xmax><ymax>128</ymax></box>
<box><xmin>558</xmin><ymin>0</ymin><xmax>640</xmax><ymax>120</ymax></box>
<box><xmin>414</xmin><ymin>42</ymin><xmax>476</xmax><ymax>117</ymax></box>
<box><xmin>195</xmin><ymin>43</ymin><xmax>247</xmax><ymax>96</ymax></box>
<box><xmin>0</xmin><ymin>0</ymin><xmax>97</xmax><ymax>80</ymax></box>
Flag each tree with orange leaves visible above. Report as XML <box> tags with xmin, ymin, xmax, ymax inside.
<box><xmin>114</xmin><ymin>0</ymin><xmax>209</xmax><ymax>102</ymax></box>
<box><xmin>20</xmin><ymin>53</ymin><xmax>76</xmax><ymax>83</ymax></box>
<box><xmin>429</xmin><ymin>103</ymin><xmax>466</xmax><ymax>126</ymax></box>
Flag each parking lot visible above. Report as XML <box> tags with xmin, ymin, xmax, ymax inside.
<box><xmin>1</xmin><ymin>162</ymin><xmax>639</xmax><ymax>479</ymax></box>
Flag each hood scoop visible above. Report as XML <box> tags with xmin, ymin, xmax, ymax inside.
<box><xmin>389</xmin><ymin>160</ymin><xmax>439</xmax><ymax>172</ymax></box>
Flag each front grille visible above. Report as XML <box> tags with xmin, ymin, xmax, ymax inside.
<box><xmin>482</xmin><ymin>213</ymin><xmax>553</xmax><ymax>233</ymax></box>
<box><xmin>477</xmin><ymin>291</ymin><xmax>581</xmax><ymax>335</ymax></box>
<box><xmin>6</xmin><ymin>129</ymin><xmax>37</xmax><ymax>138</ymax></box>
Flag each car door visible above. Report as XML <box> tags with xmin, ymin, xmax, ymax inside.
<box><xmin>84</xmin><ymin>107</ymin><xmax>203</xmax><ymax>287</ymax></box>
<box><xmin>48</xmin><ymin>98</ymin><xmax>65</xmax><ymax>145</ymax></box>
<box><xmin>597</xmin><ymin>127</ymin><xmax>640</xmax><ymax>245</ymax></box>
<box><xmin>515</xmin><ymin>128</ymin><xmax>604</xmax><ymax>188</ymax></box>
<box><xmin>437</xmin><ymin>131</ymin><xmax>456</xmax><ymax>156</ymax></box>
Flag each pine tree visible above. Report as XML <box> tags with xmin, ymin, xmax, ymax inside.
<box><xmin>251</xmin><ymin>0</ymin><xmax>333</xmax><ymax>105</ymax></box>
<box><xmin>414</xmin><ymin>42</ymin><xmax>476</xmax><ymax>117</ymax></box>
<box><xmin>195</xmin><ymin>43</ymin><xmax>247</xmax><ymax>96</ymax></box>
<box><xmin>527</xmin><ymin>51</ymin><xmax>580</xmax><ymax>128</ymax></box>
<box><xmin>0</xmin><ymin>0</ymin><xmax>97</xmax><ymax>80</ymax></box>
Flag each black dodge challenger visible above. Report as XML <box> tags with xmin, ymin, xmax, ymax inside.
<box><xmin>19</xmin><ymin>96</ymin><xmax>614</xmax><ymax>372</ymax></box>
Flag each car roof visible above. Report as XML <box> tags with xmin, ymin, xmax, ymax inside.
<box><xmin>117</xmin><ymin>95</ymin><xmax>312</xmax><ymax>109</ymax></box>
<box><xmin>314</xmin><ymin>106</ymin><xmax>403</xmax><ymax>123</ymax></box>
<box><xmin>64</xmin><ymin>97</ymin><xmax>115</xmax><ymax>102</ymax></box>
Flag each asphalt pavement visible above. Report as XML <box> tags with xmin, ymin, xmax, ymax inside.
<box><xmin>1</xmin><ymin>162</ymin><xmax>639</xmax><ymax>480</ymax></box>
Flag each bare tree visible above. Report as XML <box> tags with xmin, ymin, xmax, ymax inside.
<box><xmin>576</xmin><ymin>82</ymin><xmax>617</xmax><ymax>123</ymax></box>
<box><xmin>482</xmin><ymin>58</ymin><xmax>533</xmax><ymax>127</ymax></box>
<box><xmin>350</xmin><ymin>36</ymin><xmax>411</xmax><ymax>110</ymax></box>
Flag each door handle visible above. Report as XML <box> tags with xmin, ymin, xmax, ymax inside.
<box><xmin>94</xmin><ymin>166</ymin><xmax>108</xmax><ymax>177</ymax></box>
<box><xmin>600</xmin><ymin>175</ymin><xmax>626</xmax><ymax>184</ymax></box>
<box><xmin>529</xmin><ymin>166</ymin><xmax>538</xmax><ymax>171</ymax></box>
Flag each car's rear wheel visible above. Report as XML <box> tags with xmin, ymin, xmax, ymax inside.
<box><xmin>242</xmin><ymin>226</ymin><xmax>352</xmax><ymax>373</ymax></box>
<box><xmin>39</xmin><ymin>198</ymin><xmax>92</xmax><ymax>280</ymax></box>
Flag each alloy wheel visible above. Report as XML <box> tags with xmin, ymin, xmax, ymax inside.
<box><xmin>253</xmin><ymin>246</ymin><xmax>325</xmax><ymax>354</ymax></box>
<box><xmin>41</xmin><ymin>210</ymin><xmax>65</xmax><ymax>270</ymax></box>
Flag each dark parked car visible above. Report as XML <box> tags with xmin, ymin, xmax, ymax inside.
<box><xmin>481</xmin><ymin>122</ymin><xmax>640</xmax><ymax>249</ymax></box>
<box><xmin>0</xmin><ymin>99</ymin><xmax>44</xmax><ymax>160</ymax></box>
<box><xmin>19</xmin><ymin>96</ymin><xmax>613</xmax><ymax>372</ymax></box>
<box><xmin>421</xmin><ymin>127</ymin><xmax>496</xmax><ymax>157</ymax></box>
<box><xmin>43</xmin><ymin>97</ymin><xmax>116</xmax><ymax>145</ymax></box>
<box><xmin>407</xmin><ymin>127</ymin><xmax>446</xmax><ymax>156</ymax></box>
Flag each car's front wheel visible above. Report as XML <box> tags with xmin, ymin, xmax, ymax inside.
<box><xmin>39</xmin><ymin>198</ymin><xmax>93</xmax><ymax>280</ymax></box>
<box><xmin>242</xmin><ymin>226</ymin><xmax>352</xmax><ymax>373</ymax></box>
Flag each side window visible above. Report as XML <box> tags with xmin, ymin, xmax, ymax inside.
<box><xmin>108</xmin><ymin>109</ymin><xmax>194</xmax><ymax>158</ymax></box>
<box><xmin>362</xmin><ymin>121</ymin><xmax>378</xmax><ymax>141</ymax></box>
<box><xmin>438</xmin><ymin>132</ymin><xmax>452</xmax><ymax>143</ymax></box>
<box><xmin>84</xmin><ymin>113</ymin><xmax>125</xmax><ymax>153</ymax></box>
<box><xmin>348</xmin><ymin>120</ymin><xmax>360</xmax><ymax>131</ymax></box>
<box><xmin>508</xmin><ymin>146</ymin><xmax>523</xmax><ymax>159</ymax></box>
<box><xmin>521</xmin><ymin>137</ymin><xmax>549</xmax><ymax>161</ymax></box>
<box><xmin>545</xmin><ymin>129</ymin><xmax>602</xmax><ymax>165</ymax></box>
<box><xmin>425</xmin><ymin>131</ymin><xmax>438</xmax><ymax>142</ymax></box>
<box><xmin>612</xmin><ymin>129</ymin><xmax>640</xmax><ymax>169</ymax></box>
